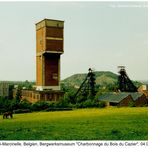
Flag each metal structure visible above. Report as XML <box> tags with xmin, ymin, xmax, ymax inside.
<box><xmin>118</xmin><ymin>66</ymin><xmax>137</xmax><ymax>92</ymax></box>
<box><xmin>74</xmin><ymin>68</ymin><xmax>96</xmax><ymax>100</ymax></box>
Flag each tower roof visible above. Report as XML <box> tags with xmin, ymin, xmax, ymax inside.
<box><xmin>36</xmin><ymin>18</ymin><xmax>64</xmax><ymax>30</ymax></box>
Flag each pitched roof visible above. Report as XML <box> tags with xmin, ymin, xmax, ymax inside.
<box><xmin>129</xmin><ymin>92</ymin><xmax>144</xmax><ymax>101</ymax></box>
<box><xmin>98</xmin><ymin>92</ymin><xmax>130</xmax><ymax>103</ymax></box>
<box><xmin>98</xmin><ymin>92</ymin><xmax>145</xmax><ymax>103</ymax></box>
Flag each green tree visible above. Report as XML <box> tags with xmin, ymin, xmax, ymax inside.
<box><xmin>15</xmin><ymin>86</ymin><xmax>22</xmax><ymax>103</ymax></box>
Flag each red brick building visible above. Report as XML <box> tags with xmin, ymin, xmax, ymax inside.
<box><xmin>98</xmin><ymin>92</ymin><xmax>148</xmax><ymax>107</ymax></box>
<box><xmin>36</xmin><ymin>19</ymin><xmax>64</xmax><ymax>91</ymax></box>
<box><xmin>13</xmin><ymin>89</ymin><xmax>64</xmax><ymax>103</ymax></box>
<box><xmin>13</xmin><ymin>19</ymin><xmax>65</xmax><ymax>103</ymax></box>
<box><xmin>98</xmin><ymin>92</ymin><xmax>134</xmax><ymax>107</ymax></box>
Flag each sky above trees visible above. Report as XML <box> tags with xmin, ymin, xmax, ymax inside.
<box><xmin>0</xmin><ymin>1</ymin><xmax>148</xmax><ymax>81</ymax></box>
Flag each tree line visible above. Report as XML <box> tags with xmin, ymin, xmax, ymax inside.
<box><xmin>0</xmin><ymin>80</ymin><xmax>142</xmax><ymax>114</ymax></box>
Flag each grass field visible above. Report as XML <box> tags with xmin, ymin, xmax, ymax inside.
<box><xmin>0</xmin><ymin>107</ymin><xmax>148</xmax><ymax>140</ymax></box>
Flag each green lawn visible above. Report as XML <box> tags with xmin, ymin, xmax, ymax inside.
<box><xmin>0</xmin><ymin>107</ymin><xmax>148</xmax><ymax>140</ymax></box>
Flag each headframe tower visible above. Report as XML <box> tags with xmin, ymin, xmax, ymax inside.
<box><xmin>36</xmin><ymin>19</ymin><xmax>64</xmax><ymax>91</ymax></box>
<box><xmin>118</xmin><ymin>66</ymin><xmax>137</xmax><ymax>92</ymax></box>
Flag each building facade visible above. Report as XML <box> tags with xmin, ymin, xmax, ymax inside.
<box><xmin>98</xmin><ymin>92</ymin><xmax>148</xmax><ymax>107</ymax></box>
<box><xmin>14</xmin><ymin>19</ymin><xmax>65</xmax><ymax>103</ymax></box>
<box><xmin>13</xmin><ymin>89</ymin><xmax>64</xmax><ymax>103</ymax></box>
<box><xmin>36</xmin><ymin>19</ymin><xmax>64</xmax><ymax>91</ymax></box>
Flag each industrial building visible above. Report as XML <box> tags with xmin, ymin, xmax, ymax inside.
<box><xmin>98</xmin><ymin>66</ymin><xmax>148</xmax><ymax>107</ymax></box>
<box><xmin>98</xmin><ymin>92</ymin><xmax>148</xmax><ymax>107</ymax></box>
<box><xmin>13</xmin><ymin>19</ymin><xmax>64</xmax><ymax>103</ymax></box>
<box><xmin>35</xmin><ymin>19</ymin><xmax>64</xmax><ymax>91</ymax></box>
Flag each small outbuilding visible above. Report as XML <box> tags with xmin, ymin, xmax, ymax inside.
<box><xmin>98</xmin><ymin>92</ymin><xmax>133</xmax><ymax>107</ymax></box>
<box><xmin>130</xmin><ymin>92</ymin><xmax>148</xmax><ymax>107</ymax></box>
<box><xmin>98</xmin><ymin>92</ymin><xmax>148</xmax><ymax>107</ymax></box>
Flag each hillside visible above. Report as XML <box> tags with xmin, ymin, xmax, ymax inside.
<box><xmin>62</xmin><ymin>71</ymin><xmax>118</xmax><ymax>88</ymax></box>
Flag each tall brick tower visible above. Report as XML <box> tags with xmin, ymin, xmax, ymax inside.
<box><xmin>36</xmin><ymin>19</ymin><xmax>64</xmax><ymax>91</ymax></box>
<box><xmin>13</xmin><ymin>19</ymin><xmax>64</xmax><ymax>103</ymax></box>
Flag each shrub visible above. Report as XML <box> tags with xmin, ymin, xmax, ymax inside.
<box><xmin>76</xmin><ymin>96</ymin><xmax>87</xmax><ymax>103</ymax></box>
<box><xmin>13</xmin><ymin>109</ymin><xmax>31</xmax><ymax>114</ymax></box>
<box><xmin>31</xmin><ymin>101</ymin><xmax>49</xmax><ymax>111</ymax></box>
<box><xmin>98</xmin><ymin>101</ymin><xmax>106</xmax><ymax>108</ymax></box>
<box><xmin>0</xmin><ymin>109</ymin><xmax>7</xmax><ymax>114</ymax></box>
<box><xmin>19</xmin><ymin>99</ymin><xmax>31</xmax><ymax>109</ymax></box>
<box><xmin>128</xmin><ymin>101</ymin><xmax>135</xmax><ymax>107</ymax></box>
<box><xmin>10</xmin><ymin>99</ymin><xmax>20</xmax><ymax>110</ymax></box>
<box><xmin>45</xmin><ymin>108</ymin><xmax>72</xmax><ymax>111</ymax></box>
<box><xmin>47</xmin><ymin>102</ymin><xmax>55</xmax><ymax>108</ymax></box>
<box><xmin>54</xmin><ymin>99</ymin><xmax>69</xmax><ymax>108</ymax></box>
<box><xmin>75</xmin><ymin>102</ymin><xmax>83</xmax><ymax>108</ymax></box>
<box><xmin>82</xmin><ymin>99</ymin><xmax>94</xmax><ymax>108</ymax></box>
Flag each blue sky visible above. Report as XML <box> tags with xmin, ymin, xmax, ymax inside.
<box><xmin>0</xmin><ymin>2</ymin><xmax>148</xmax><ymax>81</ymax></box>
